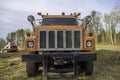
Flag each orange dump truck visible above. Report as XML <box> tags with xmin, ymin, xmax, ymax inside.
<box><xmin>22</xmin><ymin>12</ymin><xmax>96</xmax><ymax>80</ymax></box>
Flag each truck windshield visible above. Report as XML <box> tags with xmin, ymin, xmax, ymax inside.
<box><xmin>42</xmin><ymin>18</ymin><xmax>78</xmax><ymax>26</ymax></box>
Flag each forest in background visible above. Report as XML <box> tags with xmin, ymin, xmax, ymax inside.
<box><xmin>0</xmin><ymin>28</ymin><xmax>31</xmax><ymax>50</ymax></box>
<box><xmin>85</xmin><ymin>5</ymin><xmax>120</xmax><ymax>45</ymax></box>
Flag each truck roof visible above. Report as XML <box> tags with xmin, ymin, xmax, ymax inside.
<box><xmin>42</xmin><ymin>15</ymin><xmax>77</xmax><ymax>18</ymax></box>
<box><xmin>37</xmin><ymin>12</ymin><xmax>81</xmax><ymax>18</ymax></box>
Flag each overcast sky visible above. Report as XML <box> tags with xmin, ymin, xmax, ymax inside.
<box><xmin>0</xmin><ymin>0</ymin><xmax>120</xmax><ymax>39</ymax></box>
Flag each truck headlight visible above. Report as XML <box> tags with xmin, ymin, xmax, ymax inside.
<box><xmin>86</xmin><ymin>40</ymin><xmax>92</xmax><ymax>47</ymax></box>
<box><xmin>27</xmin><ymin>41</ymin><xmax>34</xmax><ymax>48</ymax></box>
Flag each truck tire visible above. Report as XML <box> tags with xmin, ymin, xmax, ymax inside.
<box><xmin>78</xmin><ymin>62</ymin><xmax>85</xmax><ymax>75</ymax></box>
<box><xmin>26</xmin><ymin>51</ymin><xmax>39</xmax><ymax>77</ymax></box>
<box><xmin>27</xmin><ymin>62</ymin><xmax>39</xmax><ymax>77</ymax></box>
<box><xmin>85</xmin><ymin>61</ymin><xmax>93</xmax><ymax>75</ymax></box>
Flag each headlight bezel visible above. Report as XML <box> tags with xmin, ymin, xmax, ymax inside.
<box><xmin>27</xmin><ymin>41</ymin><xmax>34</xmax><ymax>48</ymax></box>
<box><xmin>86</xmin><ymin>40</ymin><xmax>93</xmax><ymax>48</ymax></box>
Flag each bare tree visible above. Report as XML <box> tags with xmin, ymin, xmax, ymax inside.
<box><xmin>104</xmin><ymin>14</ymin><xmax>114</xmax><ymax>44</ymax></box>
<box><xmin>89</xmin><ymin>10</ymin><xmax>102</xmax><ymax>44</ymax></box>
<box><xmin>0</xmin><ymin>38</ymin><xmax>6</xmax><ymax>50</ymax></box>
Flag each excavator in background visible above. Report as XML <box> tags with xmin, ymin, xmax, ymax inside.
<box><xmin>4</xmin><ymin>42</ymin><xmax>18</xmax><ymax>52</ymax></box>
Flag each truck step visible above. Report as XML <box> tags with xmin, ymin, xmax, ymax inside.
<box><xmin>47</xmin><ymin>73</ymin><xmax>76</xmax><ymax>80</ymax></box>
<box><xmin>48</xmin><ymin>69</ymin><xmax>73</xmax><ymax>73</ymax></box>
<box><xmin>46</xmin><ymin>72</ymin><xmax>78</xmax><ymax>80</ymax></box>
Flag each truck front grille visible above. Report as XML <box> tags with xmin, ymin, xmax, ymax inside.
<box><xmin>39</xmin><ymin>29</ymin><xmax>82</xmax><ymax>51</ymax></box>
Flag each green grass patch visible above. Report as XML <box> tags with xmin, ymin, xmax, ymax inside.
<box><xmin>96</xmin><ymin>45</ymin><xmax>120</xmax><ymax>50</ymax></box>
<box><xmin>0</xmin><ymin>50</ymin><xmax>120</xmax><ymax>80</ymax></box>
<box><xmin>88</xmin><ymin>50</ymin><xmax>120</xmax><ymax>80</ymax></box>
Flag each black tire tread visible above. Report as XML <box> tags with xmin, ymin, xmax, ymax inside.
<box><xmin>85</xmin><ymin>61</ymin><xmax>93</xmax><ymax>75</ymax></box>
<box><xmin>26</xmin><ymin>51</ymin><xmax>39</xmax><ymax>77</ymax></box>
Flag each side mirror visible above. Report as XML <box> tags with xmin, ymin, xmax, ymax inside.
<box><xmin>27</xmin><ymin>15</ymin><xmax>35</xmax><ymax>22</ymax></box>
<box><xmin>27</xmin><ymin>15</ymin><xmax>35</xmax><ymax>34</ymax></box>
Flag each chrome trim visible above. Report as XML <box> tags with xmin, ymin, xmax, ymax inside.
<box><xmin>38</xmin><ymin>29</ymin><xmax>82</xmax><ymax>51</ymax></box>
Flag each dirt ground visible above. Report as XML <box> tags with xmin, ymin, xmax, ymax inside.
<box><xmin>0</xmin><ymin>51</ymin><xmax>24</xmax><ymax>59</ymax></box>
<box><xmin>0</xmin><ymin>50</ymin><xmax>120</xmax><ymax>80</ymax></box>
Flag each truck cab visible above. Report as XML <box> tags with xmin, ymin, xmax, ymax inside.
<box><xmin>22</xmin><ymin>12</ymin><xmax>96</xmax><ymax>80</ymax></box>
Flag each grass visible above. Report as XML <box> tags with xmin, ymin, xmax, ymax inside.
<box><xmin>96</xmin><ymin>45</ymin><xmax>120</xmax><ymax>51</ymax></box>
<box><xmin>0</xmin><ymin>50</ymin><xmax>120</xmax><ymax>80</ymax></box>
<box><xmin>87</xmin><ymin>50</ymin><xmax>120</xmax><ymax>80</ymax></box>
<box><xmin>0</xmin><ymin>57</ymin><xmax>42</xmax><ymax>80</ymax></box>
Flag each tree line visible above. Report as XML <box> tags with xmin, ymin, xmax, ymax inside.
<box><xmin>6</xmin><ymin>28</ymin><xmax>31</xmax><ymax>47</ymax></box>
<box><xmin>86</xmin><ymin>5</ymin><xmax>120</xmax><ymax>45</ymax></box>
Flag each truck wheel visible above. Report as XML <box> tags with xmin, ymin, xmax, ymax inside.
<box><xmin>85</xmin><ymin>61</ymin><xmax>93</xmax><ymax>75</ymax></box>
<box><xmin>78</xmin><ymin>62</ymin><xmax>85</xmax><ymax>75</ymax></box>
<box><xmin>27</xmin><ymin>62</ymin><xmax>39</xmax><ymax>77</ymax></box>
<box><xmin>26</xmin><ymin>51</ymin><xmax>39</xmax><ymax>77</ymax></box>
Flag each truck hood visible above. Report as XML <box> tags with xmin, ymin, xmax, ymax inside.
<box><xmin>36</xmin><ymin>26</ymin><xmax>84</xmax><ymax>30</ymax></box>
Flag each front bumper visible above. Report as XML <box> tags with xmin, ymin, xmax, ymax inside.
<box><xmin>22</xmin><ymin>52</ymin><xmax>96</xmax><ymax>62</ymax></box>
